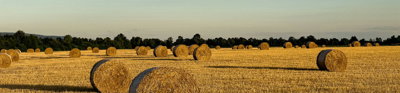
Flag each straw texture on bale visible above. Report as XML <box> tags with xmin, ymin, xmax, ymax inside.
<box><xmin>317</xmin><ymin>49</ymin><xmax>348</xmax><ymax>72</ymax></box>
<box><xmin>215</xmin><ymin>45</ymin><xmax>221</xmax><ymax>50</ymax></box>
<box><xmin>146</xmin><ymin>46</ymin><xmax>151</xmax><ymax>50</ymax></box>
<box><xmin>352</xmin><ymin>41</ymin><xmax>361</xmax><ymax>47</ymax></box>
<box><xmin>129</xmin><ymin>67</ymin><xmax>199</xmax><ymax>93</ymax></box>
<box><xmin>92</xmin><ymin>47</ymin><xmax>100</xmax><ymax>53</ymax></box>
<box><xmin>306</xmin><ymin>42</ymin><xmax>319</xmax><ymax>48</ymax></box>
<box><xmin>69</xmin><ymin>48</ymin><xmax>81</xmax><ymax>58</ymax></box>
<box><xmin>232</xmin><ymin>45</ymin><xmax>238</xmax><ymax>50</ymax></box>
<box><xmin>106</xmin><ymin>47</ymin><xmax>117</xmax><ymax>56</ymax></box>
<box><xmin>237</xmin><ymin>44</ymin><xmax>245</xmax><ymax>49</ymax></box>
<box><xmin>365</xmin><ymin>43</ymin><xmax>373</xmax><ymax>47</ymax></box>
<box><xmin>35</xmin><ymin>48</ymin><xmax>41</xmax><ymax>52</ymax></box>
<box><xmin>44</xmin><ymin>48</ymin><xmax>53</xmax><ymax>54</ymax></box>
<box><xmin>258</xmin><ymin>42</ymin><xmax>270</xmax><ymax>50</ymax></box>
<box><xmin>6</xmin><ymin>50</ymin><xmax>19</xmax><ymax>62</ymax></box>
<box><xmin>193</xmin><ymin>45</ymin><xmax>212</xmax><ymax>61</ymax></box>
<box><xmin>188</xmin><ymin>44</ymin><xmax>199</xmax><ymax>55</ymax></box>
<box><xmin>90</xmin><ymin>59</ymin><xmax>132</xmax><ymax>93</ymax></box>
<box><xmin>137</xmin><ymin>46</ymin><xmax>148</xmax><ymax>56</ymax></box>
<box><xmin>87</xmin><ymin>47</ymin><xmax>93</xmax><ymax>50</ymax></box>
<box><xmin>200</xmin><ymin>44</ymin><xmax>209</xmax><ymax>48</ymax></box>
<box><xmin>375</xmin><ymin>43</ymin><xmax>380</xmax><ymax>46</ymax></box>
<box><xmin>173</xmin><ymin>45</ymin><xmax>189</xmax><ymax>57</ymax></box>
<box><xmin>246</xmin><ymin>45</ymin><xmax>253</xmax><ymax>49</ymax></box>
<box><xmin>0</xmin><ymin>53</ymin><xmax>12</xmax><ymax>68</ymax></box>
<box><xmin>27</xmin><ymin>49</ymin><xmax>34</xmax><ymax>53</ymax></box>
<box><xmin>153</xmin><ymin>45</ymin><xmax>168</xmax><ymax>57</ymax></box>
<box><xmin>0</xmin><ymin>49</ymin><xmax>6</xmax><ymax>53</ymax></box>
<box><xmin>283</xmin><ymin>42</ymin><xmax>293</xmax><ymax>48</ymax></box>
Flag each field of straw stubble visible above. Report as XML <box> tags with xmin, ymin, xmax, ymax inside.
<box><xmin>0</xmin><ymin>46</ymin><xmax>400</xmax><ymax>92</ymax></box>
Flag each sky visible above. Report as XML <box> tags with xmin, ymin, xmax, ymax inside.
<box><xmin>0</xmin><ymin>0</ymin><xmax>399</xmax><ymax>39</ymax></box>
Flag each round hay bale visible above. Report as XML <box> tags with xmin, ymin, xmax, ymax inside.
<box><xmin>1</xmin><ymin>49</ymin><xmax>7</xmax><ymax>53</ymax></box>
<box><xmin>0</xmin><ymin>53</ymin><xmax>12</xmax><ymax>68</ymax></box>
<box><xmin>6</xmin><ymin>50</ymin><xmax>19</xmax><ymax>62</ymax></box>
<box><xmin>200</xmin><ymin>44</ymin><xmax>209</xmax><ymax>48</ymax></box>
<box><xmin>87</xmin><ymin>47</ymin><xmax>93</xmax><ymax>50</ymax></box>
<box><xmin>215</xmin><ymin>45</ymin><xmax>221</xmax><ymax>50</ymax></box>
<box><xmin>90</xmin><ymin>59</ymin><xmax>132</xmax><ymax>93</ymax></box>
<box><xmin>246</xmin><ymin>45</ymin><xmax>253</xmax><ymax>49</ymax></box>
<box><xmin>258</xmin><ymin>42</ymin><xmax>270</xmax><ymax>50</ymax></box>
<box><xmin>232</xmin><ymin>45</ymin><xmax>238</xmax><ymax>50</ymax></box>
<box><xmin>106</xmin><ymin>47</ymin><xmax>117</xmax><ymax>56</ymax></box>
<box><xmin>301</xmin><ymin>45</ymin><xmax>306</xmax><ymax>48</ymax></box>
<box><xmin>146</xmin><ymin>46</ymin><xmax>151</xmax><ymax>50</ymax></box>
<box><xmin>134</xmin><ymin>46</ymin><xmax>139</xmax><ymax>51</ymax></box>
<box><xmin>374</xmin><ymin>43</ymin><xmax>380</xmax><ymax>46</ymax></box>
<box><xmin>92</xmin><ymin>47</ymin><xmax>100</xmax><ymax>53</ymax></box>
<box><xmin>136</xmin><ymin>46</ymin><xmax>148</xmax><ymax>56</ymax></box>
<box><xmin>352</xmin><ymin>41</ymin><xmax>361</xmax><ymax>47</ymax></box>
<box><xmin>365</xmin><ymin>43</ymin><xmax>373</xmax><ymax>47</ymax></box>
<box><xmin>188</xmin><ymin>44</ymin><xmax>199</xmax><ymax>55</ymax></box>
<box><xmin>283</xmin><ymin>42</ymin><xmax>293</xmax><ymax>48</ymax></box>
<box><xmin>295</xmin><ymin>45</ymin><xmax>300</xmax><ymax>48</ymax></box>
<box><xmin>35</xmin><ymin>48</ymin><xmax>41</xmax><ymax>53</ymax></box>
<box><xmin>15</xmin><ymin>49</ymin><xmax>22</xmax><ymax>54</ymax></box>
<box><xmin>317</xmin><ymin>49</ymin><xmax>347</xmax><ymax>72</ymax></box>
<box><xmin>173</xmin><ymin>45</ymin><xmax>189</xmax><ymax>57</ymax></box>
<box><xmin>69</xmin><ymin>48</ymin><xmax>81</xmax><ymax>58</ymax></box>
<box><xmin>44</xmin><ymin>48</ymin><xmax>54</xmax><ymax>54</ymax></box>
<box><xmin>237</xmin><ymin>44</ymin><xmax>245</xmax><ymax>49</ymax></box>
<box><xmin>193</xmin><ymin>45</ymin><xmax>212</xmax><ymax>61</ymax></box>
<box><xmin>306</xmin><ymin>42</ymin><xmax>319</xmax><ymax>48</ymax></box>
<box><xmin>129</xmin><ymin>67</ymin><xmax>199</xmax><ymax>93</ymax></box>
<box><xmin>27</xmin><ymin>49</ymin><xmax>35</xmax><ymax>53</ymax></box>
<box><xmin>153</xmin><ymin>45</ymin><xmax>168</xmax><ymax>57</ymax></box>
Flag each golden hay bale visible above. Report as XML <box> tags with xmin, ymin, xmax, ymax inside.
<box><xmin>306</xmin><ymin>41</ymin><xmax>319</xmax><ymax>48</ymax></box>
<box><xmin>322</xmin><ymin>45</ymin><xmax>327</xmax><ymax>48</ymax></box>
<box><xmin>193</xmin><ymin>45</ymin><xmax>212</xmax><ymax>61</ymax></box>
<box><xmin>92</xmin><ymin>47</ymin><xmax>100</xmax><ymax>53</ymax></box>
<box><xmin>246</xmin><ymin>45</ymin><xmax>253</xmax><ymax>49</ymax></box>
<box><xmin>0</xmin><ymin>53</ymin><xmax>12</xmax><ymax>68</ymax></box>
<box><xmin>153</xmin><ymin>45</ymin><xmax>168</xmax><ymax>57</ymax></box>
<box><xmin>283</xmin><ymin>42</ymin><xmax>293</xmax><ymax>48</ymax></box>
<box><xmin>44</xmin><ymin>48</ymin><xmax>54</xmax><ymax>54</ymax></box>
<box><xmin>106</xmin><ymin>47</ymin><xmax>117</xmax><ymax>56</ymax></box>
<box><xmin>1</xmin><ymin>49</ymin><xmax>7</xmax><ymax>53</ymax></box>
<box><xmin>90</xmin><ymin>59</ymin><xmax>132</xmax><ymax>93</ymax></box>
<box><xmin>69</xmin><ymin>48</ymin><xmax>81</xmax><ymax>58</ymax></box>
<box><xmin>237</xmin><ymin>44</ymin><xmax>245</xmax><ymax>49</ymax></box>
<box><xmin>6</xmin><ymin>50</ymin><xmax>19</xmax><ymax>62</ymax></box>
<box><xmin>200</xmin><ymin>44</ymin><xmax>209</xmax><ymax>48</ymax></box>
<box><xmin>15</xmin><ymin>49</ymin><xmax>21</xmax><ymax>54</ymax></box>
<box><xmin>146</xmin><ymin>46</ymin><xmax>151</xmax><ymax>50</ymax></box>
<box><xmin>173</xmin><ymin>44</ymin><xmax>189</xmax><ymax>57</ymax></box>
<box><xmin>301</xmin><ymin>45</ymin><xmax>307</xmax><ymax>48</ymax></box>
<box><xmin>352</xmin><ymin>41</ymin><xmax>361</xmax><ymax>47</ymax></box>
<box><xmin>87</xmin><ymin>47</ymin><xmax>93</xmax><ymax>50</ymax></box>
<box><xmin>170</xmin><ymin>46</ymin><xmax>175</xmax><ymax>52</ymax></box>
<box><xmin>258</xmin><ymin>42</ymin><xmax>270</xmax><ymax>50</ymax></box>
<box><xmin>317</xmin><ymin>49</ymin><xmax>347</xmax><ymax>72</ymax></box>
<box><xmin>232</xmin><ymin>45</ymin><xmax>238</xmax><ymax>50</ymax></box>
<box><xmin>129</xmin><ymin>67</ymin><xmax>199</xmax><ymax>93</ymax></box>
<box><xmin>365</xmin><ymin>43</ymin><xmax>373</xmax><ymax>47</ymax></box>
<box><xmin>27</xmin><ymin>49</ymin><xmax>35</xmax><ymax>53</ymax></box>
<box><xmin>35</xmin><ymin>48</ymin><xmax>41</xmax><ymax>52</ymax></box>
<box><xmin>215</xmin><ymin>45</ymin><xmax>221</xmax><ymax>50</ymax></box>
<box><xmin>374</xmin><ymin>43</ymin><xmax>380</xmax><ymax>46</ymax></box>
<box><xmin>188</xmin><ymin>44</ymin><xmax>199</xmax><ymax>55</ymax></box>
<box><xmin>137</xmin><ymin>46</ymin><xmax>148</xmax><ymax>56</ymax></box>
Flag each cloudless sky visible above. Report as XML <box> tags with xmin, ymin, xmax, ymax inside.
<box><xmin>0</xmin><ymin>0</ymin><xmax>399</xmax><ymax>39</ymax></box>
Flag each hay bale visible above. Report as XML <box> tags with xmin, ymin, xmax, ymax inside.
<box><xmin>69</xmin><ymin>48</ymin><xmax>81</xmax><ymax>58</ymax></box>
<box><xmin>27</xmin><ymin>49</ymin><xmax>34</xmax><ymax>53</ymax></box>
<box><xmin>15</xmin><ymin>49</ymin><xmax>21</xmax><ymax>54</ymax></box>
<box><xmin>6</xmin><ymin>50</ymin><xmax>19</xmax><ymax>62</ymax></box>
<box><xmin>322</xmin><ymin>45</ymin><xmax>327</xmax><ymax>48</ymax></box>
<box><xmin>35</xmin><ymin>48</ymin><xmax>41</xmax><ymax>53</ymax></box>
<box><xmin>352</xmin><ymin>41</ymin><xmax>361</xmax><ymax>47</ymax></box>
<box><xmin>106</xmin><ymin>47</ymin><xmax>117</xmax><ymax>56</ymax></box>
<box><xmin>200</xmin><ymin>44</ymin><xmax>209</xmax><ymax>48</ymax></box>
<box><xmin>365</xmin><ymin>43</ymin><xmax>373</xmax><ymax>47</ymax></box>
<box><xmin>87</xmin><ymin>47</ymin><xmax>93</xmax><ymax>50</ymax></box>
<box><xmin>374</xmin><ymin>43</ymin><xmax>380</xmax><ymax>46</ymax></box>
<box><xmin>317</xmin><ymin>49</ymin><xmax>347</xmax><ymax>72</ymax></box>
<box><xmin>1</xmin><ymin>49</ymin><xmax>7</xmax><ymax>53</ymax></box>
<box><xmin>258</xmin><ymin>42</ymin><xmax>270</xmax><ymax>50</ymax></box>
<box><xmin>188</xmin><ymin>44</ymin><xmax>199</xmax><ymax>55</ymax></box>
<box><xmin>129</xmin><ymin>67</ymin><xmax>199</xmax><ymax>93</ymax></box>
<box><xmin>193</xmin><ymin>45</ymin><xmax>212</xmax><ymax>61</ymax></box>
<box><xmin>134</xmin><ymin>46</ymin><xmax>139</xmax><ymax>51</ymax></box>
<box><xmin>136</xmin><ymin>46</ymin><xmax>148</xmax><ymax>55</ymax></box>
<box><xmin>92</xmin><ymin>47</ymin><xmax>100</xmax><ymax>53</ymax></box>
<box><xmin>215</xmin><ymin>45</ymin><xmax>221</xmax><ymax>50</ymax></box>
<box><xmin>232</xmin><ymin>45</ymin><xmax>238</xmax><ymax>50</ymax></box>
<box><xmin>90</xmin><ymin>59</ymin><xmax>132</xmax><ymax>93</ymax></box>
<box><xmin>146</xmin><ymin>46</ymin><xmax>151</xmax><ymax>50</ymax></box>
<box><xmin>153</xmin><ymin>45</ymin><xmax>168</xmax><ymax>57</ymax></box>
<box><xmin>44</xmin><ymin>48</ymin><xmax>54</xmax><ymax>54</ymax></box>
<box><xmin>246</xmin><ymin>45</ymin><xmax>253</xmax><ymax>49</ymax></box>
<box><xmin>301</xmin><ymin>45</ymin><xmax>306</xmax><ymax>48</ymax></box>
<box><xmin>283</xmin><ymin>42</ymin><xmax>293</xmax><ymax>48</ymax></box>
<box><xmin>0</xmin><ymin>53</ymin><xmax>12</xmax><ymax>68</ymax></box>
<box><xmin>173</xmin><ymin>44</ymin><xmax>189</xmax><ymax>57</ymax></box>
<box><xmin>306</xmin><ymin>42</ymin><xmax>319</xmax><ymax>48</ymax></box>
<box><xmin>237</xmin><ymin>44</ymin><xmax>245</xmax><ymax>49</ymax></box>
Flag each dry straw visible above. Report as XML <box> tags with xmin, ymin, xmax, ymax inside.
<box><xmin>306</xmin><ymin>42</ymin><xmax>319</xmax><ymax>48</ymax></box>
<box><xmin>188</xmin><ymin>44</ymin><xmax>199</xmax><ymax>55</ymax></box>
<box><xmin>317</xmin><ymin>49</ymin><xmax>347</xmax><ymax>72</ymax></box>
<box><xmin>0</xmin><ymin>53</ymin><xmax>12</xmax><ymax>68</ymax></box>
<box><xmin>27</xmin><ymin>49</ymin><xmax>34</xmax><ymax>53</ymax></box>
<box><xmin>232</xmin><ymin>45</ymin><xmax>238</xmax><ymax>50</ymax></box>
<box><xmin>44</xmin><ymin>48</ymin><xmax>54</xmax><ymax>54</ymax></box>
<box><xmin>137</xmin><ymin>46</ymin><xmax>148</xmax><ymax>55</ymax></box>
<box><xmin>283</xmin><ymin>42</ymin><xmax>293</xmax><ymax>48</ymax></box>
<box><xmin>365</xmin><ymin>43</ymin><xmax>373</xmax><ymax>47</ymax></box>
<box><xmin>69</xmin><ymin>48</ymin><xmax>81</xmax><ymax>58</ymax></box>
<box><xmin>258</xmin><ymin>42</ymin><xmax>270</xmax><ymax>50</ymax></box>
<box><xmin>87</xmin><ymin>47</ymin><xmax>93</xmax><ymax>50</ymax></box>
<box><xmin>193</xmin><ymin>44</ymin><xmax>211</xmax><ymax>61</ymax></box>
<box><xmin>92</xmin><ymin>47</ymin><xmax>100</xmax><ymax>53</ymax></box>
<box><xmin>106</xmin><ymin>47</ymin><xmax>117</xmax><ymax>56</ymax></box>
<box><xmin>173</xmin><ymin>44</ymin><xmax>189</xmax><ymax>57</ymax></box>
<box><xmin>129</xmin><ymin>67</ymin><xmax>199</xmax><ymax>93</ymax></box>
<box><xmin>1</xmin><ymin>49</ymin><xmax>7</xmax><ymax>53</ymax></box>
<box><xmin>352</xmin><ymin>41</ymin><xmax>361</xmax><ymax>47</ymax></box>
<box><xmin>35</xmin><ymin>48</ymin><xmax>41</xmax><ymax>53</ymax></box>
<box><xmin>153</xmin><ymin>45</ymin><xmax>168</xmax><ymax>57</ymax></box>
<box><xmin>90</xmin><ymin>59</ymin><xmax>132</xmax><ymax>93</ymax></box>
<box><xmin>215</xmin><ymin>45</ymin><xmax>221</xmax><ymax>50</ymax></box>
<box><xmin>6</xmin><ymin>50</ymin><xmax>19</xmax><ymax>62</ymax></box>
<box><xmin>246</xmin><ymin>45</ymin><xmax>253</xmax><ymax>49</ymax></box>
<box><xmin>237</xmin><ymin>44</ymin><xmax>245</xmax><ymax>49</ymax></box>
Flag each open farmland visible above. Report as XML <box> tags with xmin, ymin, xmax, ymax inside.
<box><xmin>0</xmin><ymin>46</ymin><xmax>400</xmax><ymax>92</ymax></box>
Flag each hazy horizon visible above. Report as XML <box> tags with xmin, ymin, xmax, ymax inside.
<box><xmin>1</xmin><ymin>0</ymin><xmax>399</xmax><ymax>39</ymax></box>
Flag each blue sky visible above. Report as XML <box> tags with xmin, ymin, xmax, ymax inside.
<box><xmin>0</xmin><ymin>0</ymin><xmax>399</xmax><ymax>39</ymax></box>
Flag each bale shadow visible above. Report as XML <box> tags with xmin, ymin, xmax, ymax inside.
<box><xmin>206</xmin><ymin>66</ymin><xmax>319</xmax><ymax>71</ymax></box>
<box><xmin>0</xmin><ymin>84</ymin><xmax>95</xmax><ymax>92</ymax></box>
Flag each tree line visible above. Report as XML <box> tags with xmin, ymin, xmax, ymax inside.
<box><xmin>0</xmin><ymin>30</ymin><xmax>399</xmax><ymax>51</ymax></box>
